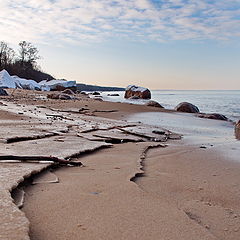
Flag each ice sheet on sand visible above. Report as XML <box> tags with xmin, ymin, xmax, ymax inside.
<box><xmin>0</xmin><ymin>69</ymin><xmax>16</xmax><ymax>89</ymax></box>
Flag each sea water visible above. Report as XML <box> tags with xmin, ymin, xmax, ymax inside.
<box><xmin>101</xmin><ymin>90</ymin><xmax>239</xmax><ymax>142</ymax></box>
<box><xmin>102</xmin><ymin>90</ymin><xmax>240</xmax><ymax>122</ymax></box>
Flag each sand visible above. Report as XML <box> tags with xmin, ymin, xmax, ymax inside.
<box><xmin>1</xmin><ymin>89</ymin><xmax>240</xmax><ymax>240</ymax></box>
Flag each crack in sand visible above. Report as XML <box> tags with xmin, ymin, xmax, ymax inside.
<box><xmin>5</xmin><ymin>132</ymin><xmax>59</xmax><ymax>144</ymax></box>
<box><xmin>130</xmin><ymin>144</ymin><xmax>167</xmax><ymax>183</ymax></box>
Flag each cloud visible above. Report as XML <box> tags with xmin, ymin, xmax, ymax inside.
<box><xmin>0</xmin><ymin>0</ymin><xmax>239</xmax><ymax>45</ymax></box>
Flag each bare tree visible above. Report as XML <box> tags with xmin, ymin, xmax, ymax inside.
<box><xmin>0</xmin><ymin>41</ymin><xmax>15</xmax><ymax>69</ymax></box>
<box><xmin>0</xmin><ymin>40</ymin><xmax>52</xmax><ymax>82</ymax></box>
<box><xmin>18</xmin><ymin>41</ymin><xmax>40</xmax><ymax>66</ymax></box>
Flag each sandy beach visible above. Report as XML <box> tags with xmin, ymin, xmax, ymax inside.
<box><xmin>0</xmin><ymin>89</ymin><xmax>240</xmax><ymax>240</ymax></box>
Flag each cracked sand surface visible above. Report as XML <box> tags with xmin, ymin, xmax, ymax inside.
<box><xmin>0</xmin><ymin>91</ymin><xmax>175</xmax><ymax>240</ymax></box>
<box><xmin>23</xmin><ymin>143</ymin><xmax>216</xmax><ymax>240</ymax></box>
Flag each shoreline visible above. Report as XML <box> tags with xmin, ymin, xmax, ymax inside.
<box><xmin>0</xmin><ymin>89</ymin><xmax>239</xmax><ymax>240</ymax></box>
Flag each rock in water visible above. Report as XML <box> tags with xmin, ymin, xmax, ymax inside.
<box><xmin>175</xmin><ymin>102</ymin><xmax>200</xmax><ymax>113</ymax></box>
<box><xmin>129</xmin><ymin>96</ymin><xmax>140</xmax><ymax>100</ymax></box>
<box><xmin>236</xmin><ymin>120</ymin><xmax>240</xmax><ymax>128</ymax></box>
<box><xmin>145</xmin><ymin>100</ymin><xmax>164</xmax><ymax>108</ymax></box>
<box><xmin>235</xmin><ymin>120</ymin><xmax>240</xmax><ymax>140</ymax></box>
<box><xmin>124</xmin><ymin>85</ymin><xmax>151</xmax><ymax>99</ymax></box>
<box><xmin>107</xmin><ymin>93</ymin><xmax>119</xmax><ymax>96</ymax></box>
<box><xmin>91</xmin><ymin>91</ymin><xmax>100</xmax><ymax>95</ymax></box>
<box><xmin>197</xmin><ymin>113</ymin><xmax>228</xmax><ymax>121</ymax></box>
<box><xmin>0</xmin><ymin>88</ymin><xmax>8</xmax><ymax>96</ymax></box>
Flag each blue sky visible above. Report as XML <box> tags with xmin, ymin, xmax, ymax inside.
<box><xmin>0</xmin><ymin>0</ymin><xmax>240</xmax><ymax>89</ymax></box>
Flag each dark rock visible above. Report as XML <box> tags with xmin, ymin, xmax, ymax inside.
<box><xmin>129</xmin><ymin>96</ymin><xmax>140</xmax><ymax>100</ymax></box>
<box><xmin>94</xmin><ymin>98</ymin><xmax>103</xmax><ymax>101</ymax></box>
<box><xmin>197</xmin><ymin>113</ymin><xmax>228</xmax><ymax>121</ymax></box>
<box><xmin>236</xmin><ymin>120</ymin><xmax>240</xmax><ymax>128</ymax></box>
<box><xmin>92</xmin><ymin>91</ymin><xmax>100</xmax><ymax>95</ymax></box>
<box><xmin>47</xmin><ymin>93</ymin><xmax>73</xmax><ymax>100</ymax></box>
<box><xmin>61</xmin><ymin>89</ymin><xmax>75</xmax><ymax>95</ymax></box>
<box><xmin>124</xmin><ymin>85</ymin><xmax>151</xmax><ymax>99</ymax></box>
<box><xmin>0</xmin><ymin>88</ymin><xmax>8</xmax><ymax>96</ymax></box>
<box><xmin>175</xmin><ymin>102</ymin><xmax>200</xmax><ymax>113</ymax></box>
<box><xmin>145</xmin><ymin>100</ymin><xmax>164</xmax><ymax>108</ymax></box>
<box><xmin>152</xmin><ymin>130</ymin><xmax>166</xmax><ymax>135</ymax></box>
<box><xmin>107</xmin><ymin>93</ymin><xmax>120</xmax><ymax>96</ymax></box>
<box><xmin>54</xmin><ymin>85</ymin><xmax>77</xmax><ymax>92</ymax></box>
<box><xmin>235</xmin><ymin>120</ymin><xmax>240</xmax><ymax>140</ymax></box>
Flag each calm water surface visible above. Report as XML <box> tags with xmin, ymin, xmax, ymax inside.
<box><xmin>102</xmin><ymin>90</ymin><xmax>240</xmax><ymax>121</ymax></box>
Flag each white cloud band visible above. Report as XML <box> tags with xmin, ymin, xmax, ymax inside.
<box><xmin>0</xmin><ymin>0</ymin><xmax>239</xmax><ymax>44</ymax></box>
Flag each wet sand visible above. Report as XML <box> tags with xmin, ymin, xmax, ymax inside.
<box><xmin>1</xmin><ymin>89</ymin><xmax>240</xmax><ymax>240</ymax></box>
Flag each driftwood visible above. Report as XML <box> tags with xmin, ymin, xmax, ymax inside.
<box><xmin>0</xmin><ymin>155</ymin><xmax>82</xmax><ymax>166</ymax></box>
<box><xmin>92</xmin><ymin>110</ymin><xmax>118</xmax><ymax>113</ymax></box>
<box><xmin>45</xmin><ymin>114</ymin><xmax>74</xmax><ymax>121</ymax></box>
<box><xmin>45</xmin><ymin>107</ymin><xmax>89</xmax><ymax>114</ymax></box>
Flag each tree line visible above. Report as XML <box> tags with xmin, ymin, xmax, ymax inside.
<box><xmin>0</xmin><ymin>41</ymin><xmax>54</xmax><ymax>82</ymax></box>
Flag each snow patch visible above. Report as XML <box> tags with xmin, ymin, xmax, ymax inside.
<box><xmin>126</xmin><ymin>85</ymin><xmax>148</xmax><ymax>93</ymax></box>
<box><xmin>0</xmin><ymin>69</ymin><xmax>16</xmax><ymax>89</ymax></box>
<box><xmin>12</xmin><ymin>76</ymin><xmax>41</xmax><ymax>91</ymax></box>
<box><xmin>39</xmin><ymin>79</ymin><xmax>76</xmax><ymax>90</ymax></box>
<box><xmin>0</xmin><ymin>70</ymin><xmax>76</xmax><ymax>91</ymax></box>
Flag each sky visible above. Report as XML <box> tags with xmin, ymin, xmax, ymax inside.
<box><xmin>0</xmin><ymin>0</ymin><xmax>240</xmax><ymax>90</ymax></box>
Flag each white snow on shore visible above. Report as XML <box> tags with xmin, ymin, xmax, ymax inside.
<box><xmin>39</xmin><ymin>79</ymin><xmax>76</xmax><ymax>91</ymax></box>
<box><xmin>0</xmin><ymin>70</ymin><xmax>16</xmax><ymax>89</ymax></box>
<box><xmin>0</xmin><ymin>69</ymin><xmax>76</xmax><ymax>91</ymax></box>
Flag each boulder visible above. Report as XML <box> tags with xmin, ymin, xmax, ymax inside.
<box><xmin>235</xmin><ymin>120</ymin><xmax>240</xmax><ymax>140</ymax></box>
<box><xmin>236</xmin><ymin>120</ymin><xmax>240</xmax><ymax>128</ymax></box>
<box><xmin>94</xmin><ymin>97</ymin><xmax>103</xmax><ymax>101</ymax></box>
<box><xmin>107</xmin><ymin>93</ymin><xmax>120</xmax><ymax>96</ymax></box>
<box><xmin>47</xmin><ymin>93</ymin><xmax>73</xmax><ymax>100</ymax></box>
<box><xmin>175</xmin><ymin>102</ymin><xmax>199</xmax><ymax>113</ymax></box>
<box><xmin>61</xmin><ymin>89</ymin><xmax>75</xmax><ymax>95</ymax></box>
<box><xmin>145</xmin><ymin>100</ymin><xmax>164</xmax><ymax>108</ymax></box>
<box><xmin>124</xmin><ymin>85</ymin><xmax>151</xmax><ymax>99</ymax></box>
<box><xmin>91</xmin><ymin>91</ymin><xmax>100</xmax><ymax>95</ymax></box>
<box><xmin>197</xmin><ymin>113</ymin><xmax>228</xmax><ymax>121</ymax></box>
<box><xmin>0</xmin><ymin>88</ymin><xmax>8</xmax><ymax>96</ymax></box>
<box><xmin>0</xmin><ymin>69</ymin><xmax>16</xmax><ymax>88</ymax></box>
<box><xmin>129</xmin><ymin>96</ymin><xmax>140</xmax><ymax>100</ymax></box>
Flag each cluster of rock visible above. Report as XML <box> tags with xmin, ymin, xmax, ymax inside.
<box><xmin>47</xmin><ymin>89</ymin><xmax>76</xmax><ymax>100</ymax></box>
<box><xmin>124</xmin><ymin>85</ymin><xmax>231</xmax><ymax>122</ymax></box>
<box><xmin>0</xmin><ymin>69</ymin><xmax>76</xmax><ymax>92</ymax></box>
<box><xmin>174</xmin><ymin>102</ymin><xmax>229</xmax><ymax>121</ymax></box>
